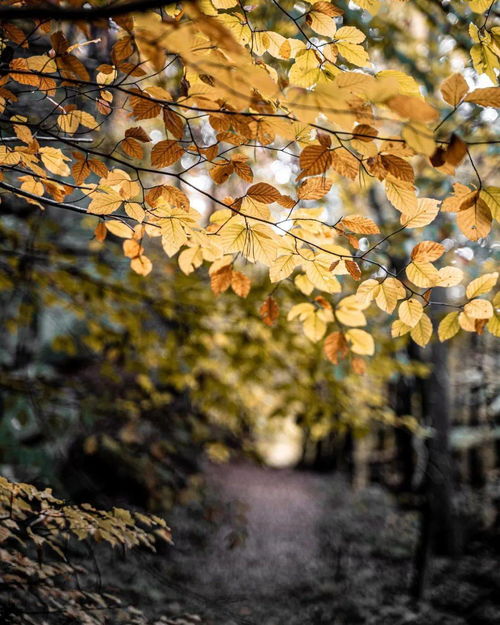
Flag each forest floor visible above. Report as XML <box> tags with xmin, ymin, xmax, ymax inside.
<box><xmin>103</xmin><ymin>461</ymin><xmax>500</xmax><ymax>625</ymax></box>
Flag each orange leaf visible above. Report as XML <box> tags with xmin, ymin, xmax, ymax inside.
<box><xmin>259</xmin><ymin>296</ymin><xmax>280</xmax><ymax>326</ymax></box>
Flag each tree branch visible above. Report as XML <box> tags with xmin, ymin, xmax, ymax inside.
<box><xmin>0</xmin><ymin>0</ymin><xmax>183</xmax><ymax>21</ymax></box>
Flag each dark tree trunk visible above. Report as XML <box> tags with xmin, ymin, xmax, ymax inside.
<box><xmin>411</xmin><ymin>296</ymin><xmax>459</xmax><ymax>600</ymax></box>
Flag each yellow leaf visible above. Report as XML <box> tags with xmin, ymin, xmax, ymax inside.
<box><xmin>406</xmin><ymin>261</ymin><xmax>440</xmax><ymax>288</ymax></box>
<box><xmin>335</xmin><ymin>26</ymin><xmax>365</xmax><ymax>44</ymax></box>
<box><xmin>295</xmin><ymin>273</ymin><xmax>315</xmax><ymax>296</ymax></box>
<box><xmin>178</xmin><ymin>246</ymin><xmax>203</xmax><ymax>275</ymax></box>
<box><xmin>335</xmin><ymin>42</ymin><xmax>369</xmax><ymax>67</ymax></box>
<box><xmin>402</xmin><ymin>122</ymin><xmax>436</xmax><ymax>156</ymax></box>
<box><xmin>385</xmin><ymin>178</ymin><xmax>418</xmax><ymax>212</ymax></box>
<box><xmin>303</xmin><ymin>312</ymin><xmax>328</xmax><ymax>342</ymax></box>
<box><xmin>375</xmin><ymin>278</ymin><xmax>405</xmax><ymax>314</ymax></box>
<box><xmin>399</xmin><ymin>298</ymin><xmax>423</xmax><ymax>327</ymax></box>
<box><xmin>436</xmin><ymin>266</ymin><xmax>464</xmax><ymax>287</ymax></box>
<box><xmin>353</xmin><ymin>0</ymin><xmax>380</xmax><ymax>15</ymax></box>
<box><xmin>346</xmin><ymin>329</ymin><xmax>375</xmax><ymax>355</ymax></box>
<box><xmin>458</xmin><ymin>311</ymin><xmax>476</xmax><ymax>332</ymax></box>
<box><xmin>105</xmin><ymin>220</ymin><xmax>133</xmax><ymax>238</ymax></box>
<box><xmin>306</xmin><ymin>10</ymin><xmax>337</xmax><ymax>37</ymax></box>
<box><xmin>391</xmin><ymin>319</ymin><xmax>411</xmax><ymax>338</ymax></box>
<box><xmin>479</xmin><ymin>187</ymin><xmax>500</xmax><ymax>221</ymax></box>
<box><xmin>125</xmin><ymin>202</ymin><xmax>146</xmax><ymax>222</ymax></box>
<box><xmin>269</xmin><ymin>252</ymin><xmax>301</xmax><ymax>282</ymax></box>
<box><xmin>438</xmin><ymin>312</ymin><xmax>460</xmax><ymax>341</ymax></box>
<box><xmin>40</xmin><ymin>147</ymin><xmax>70</xmax><ymax>176</ymax></box>
<box><xmin>486</xmin><ymin>313</ymin><xmax>500</xmax><ymax>337</ymax></box>
<box><xmin>335</xmin><ymin>295</ymin><xmax>367</xmax><ymax>327</ymax></box>
<box><xmin>289</xmin><ymin>49</ymin><xmax>321</xmax><ymax>88</ymax></box>
<box><xmin>456</xmin><ymin>198</ymin><xmax>492</xmax><ymax>241</ymax></box>
<box><xmin>410</xmin><ymin>313</ymin><xmax>432</xmax><ymax>347</ymax></box>
<box><xmin>466</xmin><ymin>272</ymin><xmax>498</xmax><ymax>299</ymax></box>
<box><xmin>401</xmin><ymin>198</ymin><xmax>440</xmax><ymax>229</ymax></box>
<box><xmin>130</xmin><ymin>255</ymin><xmax>152</xmax><ymax>276</ymax></box>
<box><xmin>464</xmin><ymin>299</ymin><xmax>494</xmax><ymax>319</ymax></box>
<box><xmin>88</xmin><ymin>190</ymin><xmax>123</xmax><ymax>215</ymax></box>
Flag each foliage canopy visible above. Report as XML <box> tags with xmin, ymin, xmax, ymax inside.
<box><xmin>0</xmin><ymin>0</ymin><xmax>498</xmax><ymax>370</ymax></box>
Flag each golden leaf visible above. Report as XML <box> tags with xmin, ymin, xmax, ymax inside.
<box><xmin>440</xmin><ymin>73</ymin><xmax>469</xmax><ymax>106</ymax></box>
<box><xmin>401</xmin><ymin>198</ymin><xmax>440</xmax><ymax>229</ymax></box>
<box><xmin>406</xmin><ymin>261</ymin><xmax>440</xmax><ymax>288</ymax></box>
<box><xmin>231</xmin><ymin>271</ymin><xmax>251</xmax><ymax>298</ymax></box>
<box><xmin>466</xmin><ymin>272</ymin><xmax>498</xmax><ymax>299</ymax></box>
<box><xmin>298</xmin><ymin>176</ymin><xmax>332</xmax><ymax>200</ymax></box>
<box><xmin>435</xmin><ymin>266</ymin><xmax>463</xmax><ymax>287</ymax></box>
<box><xmin>456</xmin><ymin>198</ymin><xmax>492</xmax><ymax>241</ymax></box>
<box><xmin>345</xmin><ymin>329</ymin><xmax>375</xmax><ymax>355</ymax></box>
<box><xmin>438</xmin><ymin>312</ymin><xmax>460</xmax><ymax>342</ymax></box>
<box><xmin>399</xmin><ymin>298</ymin><xmax>423</xmax><ymax>327</ymax></box>
<box><xmin>410</xmin><ymin>313</ymin><xmax>432</xmax><ymax>347</ymax></box>
<box><xmin>464</xmin><ymin>299</ymin><xmax>494</xmax><ymax>319</ymax></box>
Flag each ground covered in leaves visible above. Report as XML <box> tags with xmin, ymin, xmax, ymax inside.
<box><xmin>95</xmin><ymin>462</ymin><xmax>500</xmax><ymax>625</ymax></box>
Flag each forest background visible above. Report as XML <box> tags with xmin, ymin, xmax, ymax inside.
<box><xmin>0</xmin><ymin>0</ymin><xmax>499</xmax><ymax>624</ymax></box>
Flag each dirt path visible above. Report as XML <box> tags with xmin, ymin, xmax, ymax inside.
<box><xmin>200</xmin><ymin>462</ymin><xmax>335</xmax><ymax>597</ymax></box>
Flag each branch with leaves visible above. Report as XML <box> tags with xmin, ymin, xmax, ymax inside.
<box><xmin>0</xmin><ymin>0</ymin><xmax>498</xmax><ymax>369</ymax></box>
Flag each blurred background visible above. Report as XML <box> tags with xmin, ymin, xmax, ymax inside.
<box><xmin>1</xmin><ymin>0</ymin><xmax>499</xmax><ymax>624</ymax></box>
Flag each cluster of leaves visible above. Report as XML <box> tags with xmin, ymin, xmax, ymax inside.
<box><xmin>0</xmin><ymin>475</ymin><xmax>172</xmax><ymax>624</ymax></box>
<box><xmin>0</xmin><ymin>0</ymin><xmax>498</xmax><ymax>372</ymax></box>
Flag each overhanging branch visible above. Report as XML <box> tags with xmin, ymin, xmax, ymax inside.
<box><xmin>0</xmin><ymin>0</ymin><xmax>184</xmax><ymax>21</ymax></box>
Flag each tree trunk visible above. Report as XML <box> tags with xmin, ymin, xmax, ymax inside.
<box><xmin>411</xmin><ymin>297</ymin><xmax>459</xmax><ymax>600</ymax></box>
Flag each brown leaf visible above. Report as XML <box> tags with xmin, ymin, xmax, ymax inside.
<box><xmin>247</xmin><ymin>182</ymin><xmax>281</xmax><ymax>204</ymax></box>
<box><xmin>259</xmin><ymin>296</ymin><xmax>280</xmax><ymax>326</ymax></box>
<box><xmin>345</xmin><ymin>260</ymin><xmax>361</xmax><ymax>281</ymax></box>
<box><xmin>324</xmin><ymin>331</ymin><xmax>348</xmax><ymax>364</ymax></box>
<box><xmin>351</xmin><ymin>356</ymin><xmax>366</xmax><ymax>374</ymax></box>
<box><xmin>210</xmin><ymin>161</ymin><xmax>234</xmax><ymax>184</ymax></box>
<box><xmin>210</xmin><ymin>265</ymin><xmax>233</xmax><ymax>294</ymax></box>
<box><xmin>440</xmin><ymin>73</ymin><xmax>469</xmax><ymax>107</ymax></box>
<box><xmin>151</xmin><ymin>140</ymin><xmax>183</xmax><ymax>168</ymax></box>
<box><xmin>297</xmin><ymin>145</ymin><xmax>332</xmax><ymax>180</ymax></box>
<box><xmin>386</xmin><ymin>95</ymin><xmax>439</xmax><ymax>123</ymax></box>
<box><xmin>163</xmin><ymin>107</ymin><xmax>184</xmax><ymax>140</ymax></box>
<box><xmin>125</xmin><ymin>127</ymin><xmax>151</xmax><ymax>142</ymax></box>
<box><xmin>380</xmin><ymin>155</ymin><xmax>414</xmax><ymax>183</ymax></box>
<box><xmin>121</xmin><ymin>137</ymin><xmax>144</xmax><ymax>159</ymax></box>
<box><xmin>94</xmin><ymin>221</ymin><xmax>107</xmax><ymax>242</ymax></box>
